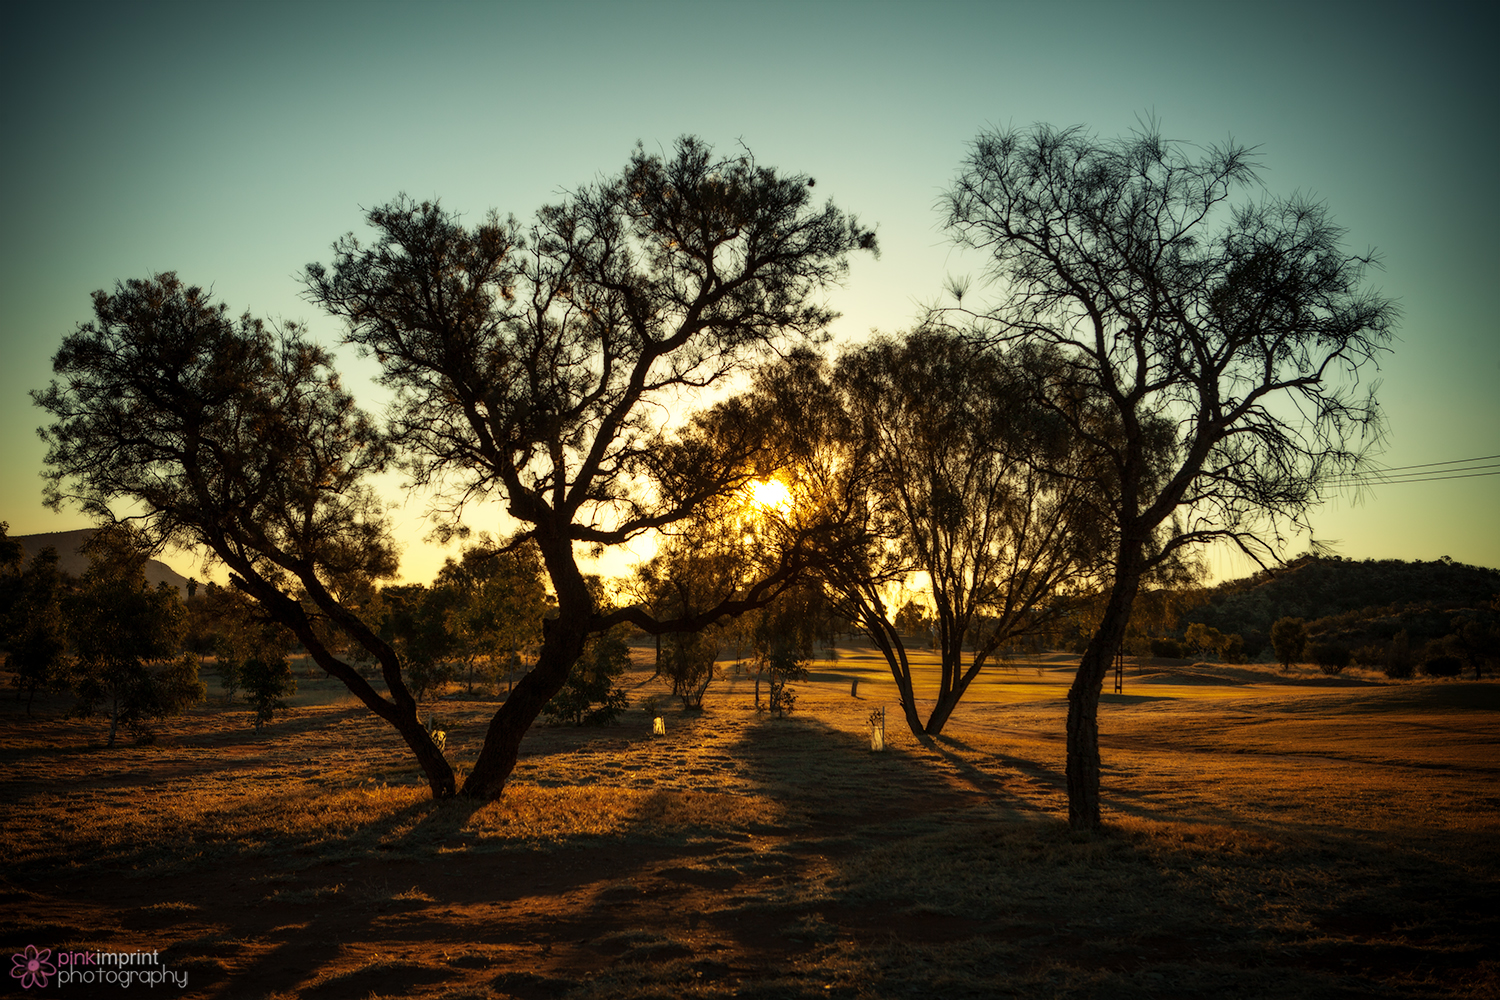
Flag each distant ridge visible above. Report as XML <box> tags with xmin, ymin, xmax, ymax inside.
<box><xmin>10</xmin><ymin>528</ymin><xmax>193</xmax><ymax>593</ymax></box>
<box><xmin>1183</xmin><ymin>554</ymin><xmax>1500</xmax><ymax>649</ymax></box>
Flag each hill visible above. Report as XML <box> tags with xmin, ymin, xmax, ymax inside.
<box><xmin>10</xmin><ymin>528</ymin><xmax>193</xmax><ymax>593</ymax></box>
<box><xmin>1182</xmin><ymin>555</ymin><xmax>1500</xmax><ymax>653</ymax></box>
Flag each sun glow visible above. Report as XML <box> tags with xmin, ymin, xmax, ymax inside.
<box><xmin>749</xmin><ymin>478</ymin><xmax>792</xmax><ymax>514</ymax></box>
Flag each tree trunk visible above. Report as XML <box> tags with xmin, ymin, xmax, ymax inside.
<box><xmin>1066</xmin><ymin>567</ymin><xmax>1140</xmax><ymax>831</ymax></box>
<box><xmin>461</xmin><ymin>613</ymin><xmax>587</xmax><ymax>799</ymax></box>
<box><xmin>1065</xmin><ymin>644</ymin><xmax>1107</xmax><ymax>830</ymax></box>
<box><xmin>461</xmin><ymin>534</ymin><xmax>591</xmax><ymax>800</ymax></box>
<box><xmin>865</xmin><ymin>625</ymin><xmax>925</xmax><ymax>738</ymax></box>
<box><xmin>924</xmin><ymin>689</ymin><xmax>962</xmax><ymax>736</ymax></box>
<box><xmin>923</xmin><ymin>648</ymin><xmax>987</xmax><ymax>736</ymax></box>
<box><xmin>399</xmin><ymin>714</ymin><xmax>457</xmax><ymax>799</ymax></box>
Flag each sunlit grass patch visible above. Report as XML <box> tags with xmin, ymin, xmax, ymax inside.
<box><xmin>391</xmin><ymin>886</ymin><xmax>436</xmax><ymax>903</ymax></box>
<box><xmin>2</xmin><ymin>769</ymin><xmax>784</xmax><ymax>876</ymax></box>
<box><xmin>301</xmin><ymin>954</ymin><xmax>454</xmax><ymax>997</ymax></box>
<box><xmin>460</xmin><ymin>785</ymin><xmax>783</xmax><ymax>844</ymax></box>
<box><xmin>595</xmin><ymin>928</ymin><xmax>695</xmax><ymax>963</ymax></box>
<box><xmin>0</xmin><ymin>780</ymin><xmax>426</xmax><ymax>872</ymax></box>
<box><xmin>264</xmin><ymin>882</ymin><xmax>343</xmax><ymax>905</ymax></box>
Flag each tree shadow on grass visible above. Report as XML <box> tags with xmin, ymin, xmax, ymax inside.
<box><xmin>698</xmin><ymin>710</ymin><xmax>1497</xmax><ymax>1000</ymax></box>
<box><xmin>9</xmin><ymin>684</ymin><xmax>1498</xmax><ymax>999</ymax></box>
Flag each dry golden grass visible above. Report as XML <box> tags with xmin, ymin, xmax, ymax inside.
<box><xmin>2</xmin><ymin>644</ymin><xmax>1497</xmax><ymax>998</ymax></box>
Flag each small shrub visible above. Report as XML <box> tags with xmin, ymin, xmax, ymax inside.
<box><xmin>1384</xmin><ymin>629</ymin><xmax>1416</xmax><ymax>678</ymax></box>
<box><xmin>758</xmin><ymin>646</ymin><xmax>807</xmax><ymax>718</ymax></box>
<box><xmin>1422</xmin><ymin>655</ymin><xmax>1463</xmax><ymax>678</ymax></box>
<box><xmin>237</xmin><ymin>655</ymin><xmax>296</xmax><ymax>729</ymax></box>
<box><xmin>544</xmin><ymin>632</ymin><xmax>630</xmax><ymax>725</ymax></box>
<box><xmin>659</xmin><ymin>630</ymin><xmax>719</xmax><ymax>710</ymax></box>
<box><xmin>1150</xmin><ymin>637</ymin><xmax>1183</xmax><ymax>658</ymax></box>
<box><xmin>1308</xmin><ymin>641</ymin><xmax>1351</xmax><ymax>675</ymax></box>
<box><xmin>1220</xmin><ymin>632</ymin><xmax>1245</xmax><ymax>664</ymax></box>
<box><xmin>1270</xmin><ymin>617</ymin><xmax>1307</xmax><ymax>672</ymax></box>
<box><xmin>1384</xmin><ymin>658</ymin><xmax>1415</xmax><ymax>679</ymax></box>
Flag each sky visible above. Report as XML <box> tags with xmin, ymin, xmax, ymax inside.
<box><xmin>2</xmin><ymin>0</ymin><xmax>1496</xmax><ymax>586</ymax></box>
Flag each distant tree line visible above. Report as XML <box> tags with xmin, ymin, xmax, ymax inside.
<box><xmin>1267</xmin><ymin>602</ymin><xmax>1500</xmax><ymax>680</ymax></box>
<box><xmin>1181</xmin><ymin>554</ymin><xmax>1500</xmax><ymax>654</ymax></box>
<box><xmin>2</xmin><ymin>521</ymin><xmax>205</xmax><ymax>744</ymax></box>
<box><xmin>1024</xmin><ymin>554</ymin><xmax>1500</xmax><ymax>681</ymax></box>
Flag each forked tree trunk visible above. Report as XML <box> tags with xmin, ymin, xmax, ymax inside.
<box><xmin>923</xmin><ymin>648</ymin><xmax>988</xmax><ymax>736</ymax></box>
<box><xmin>461</xmin><ymin>536</ymin><xmax>592</xmax><ymax>801</ymax></box>
<box><xmin>460</xmin><ymin>613</ymin><xmax>589</xmax><ymax>799</ymax></box>
<box><xmin>924</xmin><ymin>688</ymin><xmax>965</xmax><ymax>737</ymax></box>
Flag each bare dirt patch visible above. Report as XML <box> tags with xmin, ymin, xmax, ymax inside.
<box><xmin>3</xmin><ymin>649</ymin><xmax>1497</xmax><ymax>998</ymax></box>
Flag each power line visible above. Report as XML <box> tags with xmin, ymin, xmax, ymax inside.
<box><xmin>1334</xmin><ymin>461</ymin><xmax>1500</xmax><ymax>480</ymax></box>
<box><xmin>1328</xmin><ymin>469</ymin><xmax>1500</xmax><ymax>486</ymax></box>
<box><xmin>1323</xmin><ymin>455</ymin><xmax>1500</xmax><ymax>487</ymax></box>
<box><xmin>1356</xmin><ymin>453</ymin><xmax>1500</xmax><ymax>474</ymax></box>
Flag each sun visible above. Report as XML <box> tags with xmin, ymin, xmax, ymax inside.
<box><xmin>749</xmin><ymin>478</ymin><xmax>792</xmax><ymax>514</ymax></box>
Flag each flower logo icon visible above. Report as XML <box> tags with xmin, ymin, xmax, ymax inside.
<box><xmin>11</xmin><ymin>946</ymin><xmax>55</xmax><ymax>989</ymax></box>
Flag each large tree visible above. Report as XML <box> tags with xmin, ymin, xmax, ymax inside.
<box><xmin>945</xmin><ymin>124</ymin><xmax>1396</xmax><ymax>829</ymax></box>
<box><xmin>305</xmin><ymin>137</ymin><xmax>873</xmax><ymax>798</ymax></box>
<box><xmin>36</xmin><ymin>274</ymin><xmax>458</xmax><ymax>790</ymax></box>
<box><xmin>38</xmin><ymin>138</ymin><xmax>872</xmax><ymax>800</ymax></box>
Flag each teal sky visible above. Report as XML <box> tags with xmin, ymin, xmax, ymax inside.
<box><xmin>3</xmin><ymin>0</ymin><xmax>1495</xmax><ymax>585</ymax></box>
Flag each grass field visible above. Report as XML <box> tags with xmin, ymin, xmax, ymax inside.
<box><xmin>2</xmin><ymin>644</ymin><xmax>1497</xmax><ymax>999</ymax></box>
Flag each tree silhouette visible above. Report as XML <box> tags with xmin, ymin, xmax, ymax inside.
<box><xmin>305</xmin><ymin>137</ymin><xmax>873</xmax><ymax>798</ymax></box>
<box><xmin>33</xmin><ymin>275</ymin><xmax>455</xmax><ymax>788</ymax></box>
<box><xmin>946</xmin><ymin>123</ymin><xmax>1396</xmax><ymax>829</ymax></box>
<box><xmin>742</xmin><ymin>336</ymin><xmax>1101</xmax><ymax>738</ymax></box>
<box><xmin>38</xmin><ymin>138</ymin><xmax>872</xmax><ymax>799</ymax></box>
<box><xmin>1270</xmin><ymin>617</ymin><xmax>1307</xmax><ymax>671</ymax></box>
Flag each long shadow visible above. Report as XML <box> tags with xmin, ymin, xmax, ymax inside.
<box><xmin>931</xmin><ymin>733</ymin><xmax>1069</xmax><ymax>794</ymax></box>
<box><xmin>682</xmin><ymin>710</ymin><xmax>1500</xmax><ymax>999</ymax></box>
<box><xmin>13</xmin><ymin>681</ymin><xmax>1491</xmax><ymax>999</ymax></box>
